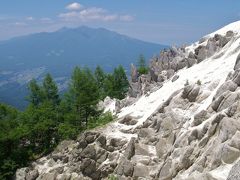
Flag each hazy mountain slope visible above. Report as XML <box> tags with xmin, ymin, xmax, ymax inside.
<box><xmin>0</xmin><ymin>26</ymin><xmax>167</xmax><ymax>109</ymax></box>
<box><xmin>16</xmin><ymin>21</ymin><xmax>240</xmax><ymax>180</ymax></box>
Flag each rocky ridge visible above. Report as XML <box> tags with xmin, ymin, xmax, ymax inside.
<box><xmin>16</xmin><ymin>21</ymin><xmax>240</xmax><ymax>180</ymax></box>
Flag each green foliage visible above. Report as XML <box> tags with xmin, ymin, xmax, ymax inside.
<box><xmin>68</xmin><ymin>67</ymin><xmax>100</xmax><ymax>126</ymax></box>
<box><xmin>108</xmin><ymin>174</ymin><xmax>118</xmax><ymax>180</ymax></box>
<box><xmin>112</xmin><ymin>65</ymin><xmax>129</xmax><ymax>99</ymax></box>
<box><xmin>43</xmin><ymin>73</ymin><xmax>60</xmax><ymax>105</ymax></box>
<box><xmin>104</xmin><ymin>65</ymin><xmax>129</xmax><ymax>100</ymax></box>
<box><xmin>27</xmin><ymin>79</ymin><xmax>44</xmax><ymax>106</ymax></box>
<box><xmin>58</xmin><ymin>123</ymin><xmax>78</xmax><ymax>139</ymax></box>
<box><xmin>137</xmin><ymin>54</ymin><xmax>149</xmax><ymax>75</ymax></box>
<box><xmin>87</xmin><ymin>112</ymin><xmax>114</xmax><ymax>129</ymax></box>
<box><xmin>0</xmin><ymin>65</ymin><xmax>128</xmax><ymax>179</ymax></box>
<box><xmin>196</xmin><ymin>80</ymin><xmax>202</xmax><ymax>85</ymax></box>
<box><xmin>95</xmin><ymin>66</ymin><xmax>106</xmax><ymax>99</ymax></box>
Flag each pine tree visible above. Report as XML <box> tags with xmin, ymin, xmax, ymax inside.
<box><xmin>43</xmin><ymin>73</ymin><xmax>60</xmax><ymax>105</ymax></box>
<box><xmin>94</xmin><ymin>66</ymin><xmax>106</xmax><ymax>99</ymax></box>
<box><xmin>68</xmin><ymin>67</ymin><xmax>100</xmax><ymax>126</ymax></box>
<box><xmin>137</xmin><ymin>54</ymin><xmax>148</xmax><ymax>75</ymax></box>
<box><xmin>112</xmin><ymin>65</ymin><xmax>129</xmax><ymax>99</ymax></box>
<box><xmin>103</xmin><ymin>74</ymin><xmax>114</xmax><ymax>98</ymax></box>
<box><xmin>28</xmin><ymin>79</ymin><xmax>43</xmax><ymax>106</ymax></box>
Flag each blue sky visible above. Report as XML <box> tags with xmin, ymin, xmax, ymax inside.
<box><xmin>0</xmin><ymin>0</ymin><xmax>240</xmax><ymax>45</ymax></box>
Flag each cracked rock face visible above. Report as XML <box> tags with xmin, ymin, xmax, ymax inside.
<box><xmin>17</xmin><ymin>70</ymin><xmax>240</xmax><ymax>179</ymax></box>
<box><xmin>16</xmin><ymin>22</ymin><xmax>240</xmax><ymax>180</ymax></box>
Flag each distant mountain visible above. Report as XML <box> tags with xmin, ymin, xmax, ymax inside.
<box><xmin>0</xmin><ymin>26</ymin><xmax>168</xmax><ymax>109</ymax></box>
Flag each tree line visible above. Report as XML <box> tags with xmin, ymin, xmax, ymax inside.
<box><xmin>0</xmin><ymin>65</ymin><xmax>129</xmax><ymax>179</ymax></box>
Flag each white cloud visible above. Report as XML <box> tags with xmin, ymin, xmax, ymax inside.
<box><xmin>40</xmin><ymin>17</ymin><xmax>52</xmax><ymax>23</ymax></box>
<box><xmin>66</xmin><ymin>2</ymin><xmax>83</xmax><ymax>11</ymax></box>
<box><xmin>14</xmin><ymin>22</ymin><xmax>27</xmax><ymax>26</ymax></box>
<box><xmin>119</xmin><ymin>15</ymin><xmax>134</xmax><ymax>22</ymax></box>
<box><xmin>26</xmin><ymin>16</ymin><xmax>34</xmax><ymax>21</ymax></box>
<box><xmin>59</xmin><ymin>6</ymin><xmax>134</xmax><ymax>22</ymax></box>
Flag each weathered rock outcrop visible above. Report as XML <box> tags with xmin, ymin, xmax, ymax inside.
<box><xmin>16</xmin><ymin>22</ymin><xmax>240</xmax><ymax>180</ymax></box>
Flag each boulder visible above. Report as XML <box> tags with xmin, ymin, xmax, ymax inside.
<box><xmin>234</xmin><ymin>54</ymin><xmax>240</xmax><ymax>70</ymax></box>
<box><xmin>26</xmin><ymin>170</ymin><xmax>39</xmax><ymax>180</ymax></box>
<box><xmin>50</xmin><ymin>167</ymin><xmax>64</xmax><ymax>174</ymax></box>
<box><xmin>97</xmin><ymin>135</ymin><xmax>107</xmax><ymax>147</ymax></box>
<box><xmin>80</xmin><ymin>158</ymin><xmax>98</xmax><ymax>179</ymax></box>
<box><xmin>56</xmin><ymin>174</ymin><xmax>71</xmax><ymax>180</ymax></box>
<box><xmin>84</xmin><ymin>132</ymin><xmax>100</xmax><ymax>144</ymax></box>
<box><xmin>99</xmin><ymin>164</ymin><xmax>115</xmax><ymax>178</ymax></box>
<box><xmin>188</xmin><ymin>85</ymin><xmax>200</xmax><ymax>102</ymax></box>
<box><xmin>96</xmin><ymin>148</ymin><xmax>108</xmax><ymax>164</ymax></box>
<box><xmin>187</xmin><ymin>58</ymin><xmax>197</xmax><ymax>67</ymax></box>
<box><xmin>133</xmin><ymin>165</ymin><xmax>150</xmax><ymax>178</ymax></box>
<box><xmin>228</xmin><ymin>131</ymin><xmax>240</xmax><ymax>150</ymax></box>
<box><xmin>197</xmin><ymin>46</ymin><xmax>208</xmax><ymax>62</ymax></box>
<box><xmin>188</xmin><ymin>51</ymin><xmax>196</xmax><ymax>59</ymax></box>
<box><xmin>149</xmin><ymin>68</ymin><xmax>158</xmax><ymax>82</ymax></box>
<box><xmin>40</xmin><ymin>172</ymin><xmax>58</xmax><ymax>180</ymax></box>
<box><xmin>80</xmin><ymin>145</ymin><xmax>96</xmax><ymax>160</ymax></box>
<box><xmin>214</xmin><ymin>80</ymin><xmax>237</xmax><ymax>99</ymax></box>
<box><xmin>211</xmin><ymin>113</ymin><xmax>225</xmax><ymax>125</ymax></box>
<box><xmin>15</xmin><ymin>168</ymin><xmax>29</xmax><ymax>180</ymax></box>
<box><xmin>211</xmin><ymin>93</ymin><xmax>226</xmax><ymax>111</ymax></box>
<box><xmin>135</xmin><ymin>144</ymin><xmax>152</xmax><ymax>156</ymax></box>
<box><xmin>119</xmin><ymin>116</ymin><xmax>138</xmax><ymax>125</ymax></box>
<box><xmin>182</xmin><ymin>84</ymin><xmax>200</xmax><ymax>102</ymax></box>
<box><xmin>221</xmin><ymin>145</ymin><xmax>240</xmax><ymax>164</ymax></box>
<box><xmin>138</xmin><ymin>128</ymin><xmax>154</xmax><ymax>139</ymax></box>
<box><xmin>218</xmin><ymin>117</ymin><xmax>240</xmax><ymax>143</ymax></box>
<box><xmin>77</xmin><ymin>139</ymin><xmax>88</xmax><ymax>149</ymax></box>
<box><xmin>109</xmin><ymin>138</ymin><xmax>127</xmax><ymax>148</ymax></box>
<box><xmin>182</xmin><ymin>85</ymin><xmax>194</xmax><ymax>99</ymax></box>
<box><xmin>123</xmin><ymin>161</ymin><xmax>134</xmax><ymax>177</ymax></box>
<box><xmin>217</xmin><ymin>92</ymin><xmax>240</xmax><ymax>112</ymax></box>
<box><xmin>226</xmin><ymin>102</ymin><xmax>239</xmax><ymax>117</ymax></box>
<box><xmin>172</xmin><ymin>75</ymin><xmax>179</xmax><ymax>82</ymax></box>
<box><xmin>233</xmin><ymin>70</ymin><xmax>240</xmax><ymax>86</ymax></box>
<box><xmin>220</xmin><ymin>36</ymin><xmax>230</xmax><ymax>47</ymax></box>
<box><xmin>123</xmin><ymin>138</ymin><xmax>135</xmax><ymax>160</ymax></box>
<box><xmin>116</xmin><ymin>159</ymin><xmax>134</xmax><ymax>177</ymax></box>
<box><xmin>192</xmin><ymin>110</ymin><xmax>208</xmax><ymax>126</ymax></box>
<box><xmin>158</xmin><ymin>159</ymin><xmax>173</xmax><ymax>179</ymax></box>
<box><xmin>176</xmin><ymin>59</ymin><xmax>188</xmax><ymax>70</ymax></box>
<box><xmin>167</xmin><ymin>69</ymin><xmax>175</xmax><ymax>79</ymax></box>
<box><xmin>51</xmin><ymin>153</ymin><xmax>65</xmax><ymax>162</ymax></box>
<box><xmin>158</xmin><ymin>74</ymin><xmax>166</xmax><ymax>82</ymax></box>
<box><xmin>226</xmin><ymin>30</ymin><xmax>234</xmax><ymax>37</ymax></box>
<box><xmin>131</xmin><ymin>64</ymin><xmax>138</xmax><ymax>82</ymax></box>
<box><xmin>227</xmin><ymin>160</ymin><xmax>240</xmax><ymax>180</ymax></box>
<box><xmin>180</xmin><ymin>146</ymin><xmax>194</xmax><ymax>169</ymax></box>
<box><xmin>156</xmin><ymin>139</ymin><xmax>169</xmax><ymax>158</ymax></box>
<box><xmin>206</xmin><ymin>39</ymin><xmax>217</xmax><ymax>56</ymax></box>
<box><xmin>128</xmin><ymin>82</ymin><xmax>142</xmax><ymax>98</ymax></box>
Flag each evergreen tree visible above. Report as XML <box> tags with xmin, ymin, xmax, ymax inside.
<box><xmin>95</xmin><ymin>66</ymin><xmax>106</xmax><ymax>86</ymax></box>
<box><xmin>94</xmin><ymin>66</ymin><xmax>106</xmax><ymax>99</ymax></box>
<box><xmin>68</xmin><ymin>67</ymin><xmax>100</xmax><ymax>126</ymax></box>
<box><xmin>137</xmin><ymin>54</ymin><xmax>148</xmax><ymax>75</ymax></box>
<box><xmin>103</xmin><ymin>74</ymin><xmax>114</xmax><ymax>98</ymax></box>
<box><xmin>28</xmin><ymin>79</ymin><xmax>43</xmax><ymax>106</ymax></box>
<box><xmin>43</xmin><ymin>73</ymin><xmax>60</xmax><ymax>105</ymax></box>
<box><xmin>111</xmin><ymin>65</ymin><xmax>129</xmax><ymax>99</ymax></box>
